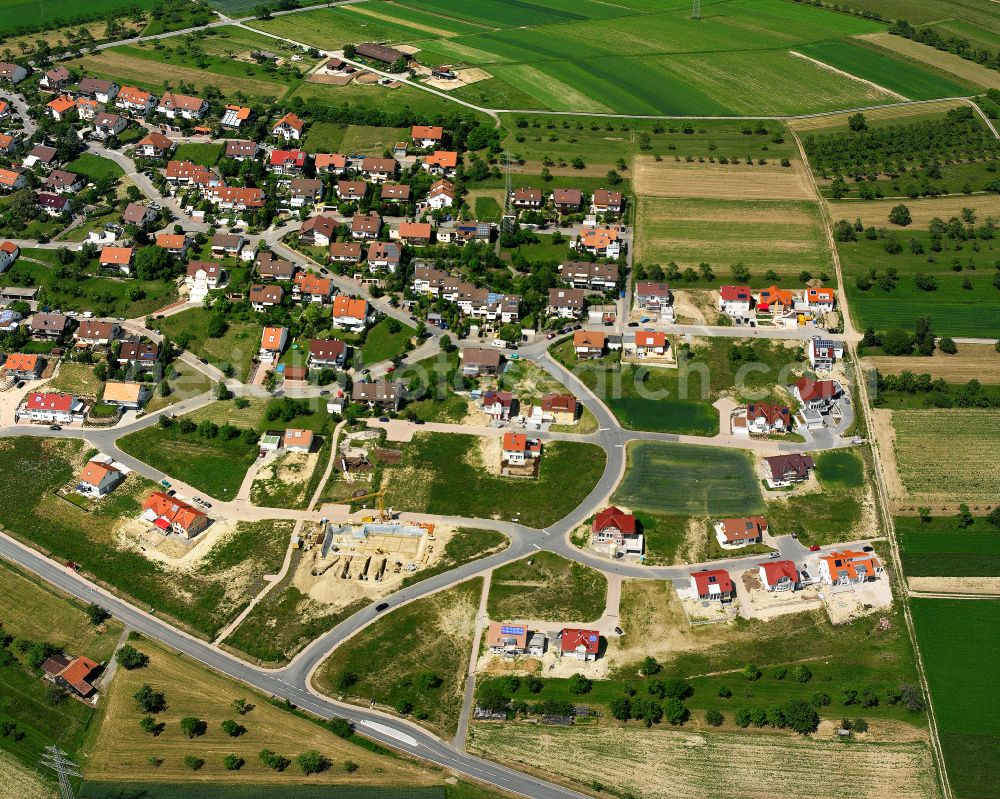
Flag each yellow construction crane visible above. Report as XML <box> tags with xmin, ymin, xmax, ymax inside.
<box><xmin>351</xmin><ymin>488</ymin><xmax>389</xmax><ymax>522</ymax></box>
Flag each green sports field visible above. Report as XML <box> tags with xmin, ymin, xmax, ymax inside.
<box><xmin>614</xmin><ymin>441</ymin><xmax>765</xmax><ymax>517</ymax></box>
<box><xmin>912</xmin><ymin>598</ymin><xmax>1000</xmax><ymax>799</ymax></box>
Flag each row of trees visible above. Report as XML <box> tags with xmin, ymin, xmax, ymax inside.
<box><xmin>860</xmin><ymin>317</ymin><xmax>938</xmax><ymax>357</ymax></box>
<box><xmin>891</xmin><ymin>21</ymin><xmax>1000</xmax><ymax>74</ymax></box>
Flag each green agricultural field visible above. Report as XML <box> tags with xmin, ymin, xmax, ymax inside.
<box><xmin>637</xmin><ymin>197</ymin><xmax>833</xmax><ymax>280</ymax></box>
<box><xmin>247</xmin><ymin>6</ymin><xmax>446</xmax><ymax>50</ymax></box>
<box><xmin>614</xmin><ymin>441</ymin><xmax>764</xmax><ymax>517</ymax></box>
<box><xmin>379</xmin><ymin>433</ymin><xmax>606</xmax><ymax>527</ymax></box>
<box><xmin>0</xmin><ymin>0</ymin><xmax>154</xmax><ymax>35</ymax></box>
<box><xmin>173</xmin><ymin>142</ymin><xmax>222</xmax><ymax>166</ymax></box>
<box><xmin>64</xmin><ymin>153</ymin><xmax>125</xmax><ymax>183</ymax></box>
<box><xmin>341</xmin><ymin>1</ymin><xmax>492</xmax><ymax>36</ymax></box>
<box><xmin>836</xmin><ymin>228</ymin><xmax>1000</xmax><ymax>338</ymax></box>
<box><xmin>315</xmin><ymin>578</ymin><xmax>481</xmax><ymax>738</ymax></box>
<box><xmin>289</xmin><ymin>81</ymin><xmax>472</xmax><ymax>121</ymax></box>
<box><xmin>0</xmin><ymin>252</ymin><xmax>177</xmax><ymax>317</ymax></box>
<box><xmin>488</xmin><ymin>552</ymin><xmax>607</xmax><ymax>622</ymax></box>
<box><xmin>797</xmin><ymin>40</ymin><xmax>972</xmax><ymax>100</ymax></box>
<box><xmin>897</xmin><ymin>516</ymin><xmax>1000</xmax><ymax>577</ymax></box>
<box><xmin>156</xmin><ymin>308</ymin><xmax>261</xmax><ymax>381</ymax></box>
<box><xmin>118</xmin><ymin>423</ymin><xmax>259</xmax><ymax>500</ymax></box>
<box><xmin>912</xmin><ymin>598</ymin><xmax>1000</xmax><ymax>799</ymax></box>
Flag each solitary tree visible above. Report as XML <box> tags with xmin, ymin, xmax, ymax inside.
<box><xmin>888</xmin><ymin>204</ymin><xmax>912</xmax><ymax>227</ymax></box>
<box><xmin>116</xmin><ymin>644</ymin><xmax>149</xmax><ymax>670</ymax></box>
<box><xmin>85</xmin><ymin>604</ymin><xmax>109</xmax><ymax>625</ymax></box>
<box><xmin>297</xmin><ymin>750</ymin><xmax>330</xmax><ymax>775</ymax></box>
<box><xmin>180</xmin><ymin>717</ymin><xmax>207</xmax><ymax>738</ymax></box>
<box><xmin>133</xmin><ymin>684</ymin><xmax>166</xmax><ymax>714</ymax></box>
<box><xmin>223</xmin><ymin>754</ymin><xmax>244</xmax><ymax>771</ymax></box>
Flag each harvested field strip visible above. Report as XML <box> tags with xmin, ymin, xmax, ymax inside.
<box><xmin>69</xmin><ymin>51</ymin><xmax>285</xmax><ymax>97</ymax></box>
<box><xmin>892</xmin><ymin>409</ymin><xmax>1000</xmax><ymax>502</ymax></box>
<box><xmin>865</xmin><ymin>344</ymin><xmax>1000</xmax><ymax>384</ymax></box>
<box><xmin>342</xmin><ymin>5</ymin><xmax>467</xmax><ymax>37</ymax></box>
<box><xmin>350</xmin><ymin>1</ymin><xmax>495</xmax><ymax>35</ymax></box>
<box><xmin>633</xmin><ymin>157</ymin><xmax>814</xmax><ymax>201</ymax></box>
<box><xmin>487</xmin><ymin>64</ymin><xmax>614</xmax><ymax>114</ymax></box>
<box><xmin>787</xmin><ymin>99</ymin><xmax>967</xmax><ymax>132</ymax></box>
<box><xmin>468</xmin><ymin>724</ymin><xmax>940</xmax><ymax>799</ymax></box>
<box><xmin>858</xmin><ymin>32</ymin><xmax>1000</xmax><ymax>91</ymax></box>
<box><xmin>827</xmin><ymin>194</ymin><xmax>1000</xmax><ymax>229</ymax></box>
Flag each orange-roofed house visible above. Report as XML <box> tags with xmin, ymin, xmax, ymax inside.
<box><xmin>529</xmin><ymin>393</ymin><xmax>578</xmax><ymax>426</ymax></box>
<box><xmin>422</xmin><ymin>150</ymin><xmax>458</xmax><ymax>176</ymax></box>
<box><xmin>155</xmin><ymin>232</ymin><xmax>191</xmax><ymax>258</ymax></box>
<box><xmin>576</xmin><ymin>225</ymin><xmax>621</xmax><ymax>259</ymax></box>
<box><xmin>116</xmin><ymin>85</ymin><xmax>155</xmax><ymax>115</ymax></box>
<box><xmin>142</xmin><ymin>491</ymin><xmax>209</xmax><ymax>538</ymax></box>
<box><xmin>501</xmin><ymin>432</ymin><xmax>541</xmax><ymax>466</ymax></box>
<box><xmin>412</xmin><ymin>125</ymin><xmax>443</xmax><ymax>147</ymax></box>
<box><xmin>54</xmin><ymin>655</ymin><xmax>100</xmax><ymax>697</ymax></box>
<box><xmin>759</xmin><ymin>560</ymin><xmax>800</xmax><ymax>592</ymax></box>
<box><xmin>3</xmin><ymin>352</ymin><xmax>42</xmax><ymax>380</ymax></box>
<box><xmin>714</xmin><ymin>516</ymin><xmax>768</xmax><ymax>549</ymax></box>
<box><xmin>0</xmin><ymin>132</ymin><xmax>16</xmax><ymax>155</ymax></box>
<box><xmin>331</xmin><ymin>296</ymin><xmax>371</xmax><ymax>333</ymax></box>
<box><xmin>755</xmin><ymin>285</ymin><xmax>795</xmax><ymax>316</ymax></box>
<box><xmin>99</xmin><ymin>246</ymin><xmax>134</xmax><ymax>275</ymax></box>
<box><xmin>803</xmin><ymin>287</ymin><xmax>836</xmax><ymax>313</ymax></box>
<box><xmin>259</xmin><ymin>326</ymin><xmax>288</xmax><ymax>362</ymax></box>
<box><xmin>293</xmin><ymin>271</ymin><xmax>333</xmax><ymax>303</ymax></box>
<box><xmin>573</xmin><ymin>330</ymin><xmax>606</xmax><ymax>360</ymax></box>
<box><xmin>393</xmin><ymin>221</ymin><xmax>433</xmax><ymax>245</ymax></box>
<box><xmin>221</xmin><ymin>104</ymin><xmax>252</xmax><ymax>128</ymax></box>
<box><xmin>284</xmin><ymin>428</ymin><xmax>314</xmax><ymax>453</ymax></box>
<box><xmin>0</xmin><ymin>167</ymin><xmax>25</xmax><ymax>192</ymax></box>
<box><xmin>486</xmin><ymin>621</ymin><xmax>529</xmax><ymax>657</ymax></box>
<box><xmin>78</xmin><ymin>460</ymin><xmax>123</xmax><ymax>498</ymax></box>
<box><xmin>818</xmin><ymin>550</ymin><xmax>882</xmax><ymax>586</ymax></box>
<box><xmin>46</xmin><ymin>95</ymin><xmax>76</xmax><ymax>121</ymax></box>
<box><xmin>0</xmin><ymin>239</ymin><xmax>18</xmax><ymax>271</ymax></box>
<box><xmin>632</xmin><ymin>330</ymin><xmax>667</xmax><ymax>358</ymax></box>
<box><xmin>314</xmin><ymin>153</ymin><xmax>347</xmax><ymax>174</ymax></box>
<box><xmin>272</xmin><ymin>112</ymin><xmax>304</xmax><ymax>141</ymax></box>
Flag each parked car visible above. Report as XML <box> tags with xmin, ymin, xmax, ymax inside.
<box><xmin>378</xmin><ymin>416</ymin><xmax>389</xmax><ymax>422</ymax></box>
<box><xmin>768</xmin><ymin>551</ymin><xmax>779</xmax><ymax>559</ymax></box>
<box><xmin>862</xmin><ymin>545</ymin><xmax>874</xmax><ymax>552</ymax></box>
<box><xmin>413</xmin><ymin>419</ymin><xmax>425</xmax><ymax>425</ymax></box>
<box><xmin>375</xmin><ymin>603</ymin><xmax>389</xmax><ymax>612</ymax></box>
<box><xmin>49</xmin><ymin>424</ymin><xmax>61</xmax><ymax>431</ymax></box>
<box><xmin>546</xmin><ymin>332</ymin><xmax>555</xmax><ymax>339</ymax></box>
<box><xmin>627</xmin><ymin>321</ymin><xmax>639</xmax><ymax>327</ymax></box>
<box><xmin>613</xmin><ymin>626</ymin><xmax>624</xmax><ymax>636</ymax></box>
<box><xmin>809</xmin><ymin>545</ymin><xmax>821</xmax><ymax>552</ymax></box>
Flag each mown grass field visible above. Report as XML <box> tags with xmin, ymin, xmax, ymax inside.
<box><xmin>174</xmin><ymin>142</ymin><xmax>222</xmax><ymax>166</ymax></box>
<box><xmin>488</xmin><ymin>552</ymin><xmax>607</xmax><ymax>622</ymax></box>
<box><xmin>636</xmin><ymin>197</ymin><xmax>832</xmax><ymax>279</ymax></box>
<box><xmin>614</xmin><ymin>441</ymin><xmax>764</xmax><ymax>517</ymax></box>
<box><xmin>157</xmin><ymin>308</ymin><xmax>260</xmax><ymax>382</ymax></box>
<box><xmin>912</xmin><ymin>598</ymin><xmax>1000</xmax><ymax>799</ymax></box>
<box><xmin>83</xmin><ymin>638</ymin><xmax>438</xmax><ymax>787</ymax></box>
<box><xmin>379</xmin><ymin>433</ymin><xmax>606</xmax><ymax>527</ymax></box>
<box><xmin>314</xmin><ymin>579</ymin><xmax>481</xmax><ymax>738</ymax></box>
<box><xmin>64</xmin><ymin>153</ymin><xmax>125</xmax><ymax>183</ymax></box>
<box><xmin>897</xmin><ymin>516</ymin><xmax>1000</xmax><ymax>577</ymax></box>
<box><xmin>360</xmin><ymin>319</ymin><xmax>414</xmax><ymax>365</ymax></box>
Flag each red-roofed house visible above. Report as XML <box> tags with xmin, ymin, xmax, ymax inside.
<box><xmin>293</xmin><ymin>271</ymin><xmax>333</xmax><ymax>303</ymax></box>
<box><xmin>55</xmin><ymin>656</ymin><xmax>100</xmax><ymax>697</ymax></box>
<box><xmin>792</xmin><ymin>376</ymin><xmax>842</xmax><ymax>410</ymax></box>
<box><xmin>818</xmin><ymin>550</ymin><xmax>882</xmax><ymax>586</ymax></box>
<box><xmin>807</xmin><ymin>337</ymin><xmax>844</xmax><ymax>370</ymax></box>
<box><xmin>529</xmin><ymin>393</ymin><xmax>578</xmax><ymax>426</ymax></box>
<box><xmin>393</xmin><ymin>221</ymin><xmax>432</xmax><ymax>245</ymax></box>
<box><xmin>591</xmin><ymin>506</ymin><xmax>641</xmax><ymax>553</ymax></box>
<box><xmin>3</xmin><ymin>352</ymin><xmax>41</xmax><ymax>380</ymax></box>
<box><xmin>759</xmin><ymin>560</ymin><xmax>800</xmax><ymax>592</ymax></box>
<box><xmin>691</xmin><ymin>568</ymin><xmax>735</xmax><ymax>601</ymax></box>
<box><xmin>23</xmin><ymin>392</ymin><xmax>85</xmax><ymax>423</ymax></box>
<box><xmin>331</xmin><ymin>296</ymin><xmax>371</xmax><ymax>333</ymax></box>
<box><xmin>137</xmin><ymin>132</ymin><xmax>174</xmax><ymax>159</ymax></box>
<box><xmin>78</xmin><ymin>460</ymin><xmax>123</xmax><ymax>498</ymax></box>
<box><xmin>755</xmin><ymin>285</ymin><xmax>795</xmax><ymax>316</ymax></box>
<box><xmin>269</xmin><ymin>149</ymin><xmax>307</xmax><ymax>176</ymax></box>
<box><xmin>560</xmin><ymin>628</ymin><xmax>600</xmax><ymax>661</ymax></box>
<box><xmin>481</xmin><ymin>390</ymin><xmax>514</xmax><ymax>421</ymax></box>
<box><xmin>272</xmin><ymin>112</ymin><xmax>304</xmax><ymax>141</ymax></box>
<box><xmin>501</xmin><ymin>432</ymin><xmax>541</xmax><ymax>466</ymax></box>
<box><xmin>486</xmin><ymin>621</ymin><xmax>529</xmax><ymax>657</ymax></box>
<box><xmin>714</xmin><ymin>516</ymin><xmax>767</xmax><ymax>548</ymax></box>
<box><xmin>718</xmin><ymin>285</ymin><xmax>753</xmax><ymax>318</ymax></box>
<box><xmin>745</xmin><ymin>402</ymin><xmax>792</xmax><ymax>434</ymax></box>
<box><xmin>412</xmin><ymin>125</ymin><xmax>443</xmax><ymax>148</ymax></box>
<box><xmin>142</xmin><ymin>491</ymin><xmax>209</xmax><ymax>538</ymax></box>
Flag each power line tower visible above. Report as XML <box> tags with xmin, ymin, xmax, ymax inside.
<box><xmin>41</xmin><ymin>746</ymin><xmax>81</xmax><ymax>799</ymax></box>
<box><xmin>691</xmin><ymin>0</ymin><xmax>701</xmax><ymax>19</ymax></box>
<box><xmin>501</xmin><ymin>151</ymin><xmax>517</xmax><ymax>239</ymax></box>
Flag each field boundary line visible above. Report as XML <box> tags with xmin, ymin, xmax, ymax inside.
<box><xmin>788</xmin><ymin>50</ymin><xmax>908</xmax><ymax>102</ymax></box>
<box><xmin>790</xmin><ymin>124</ymin><xmax>954</xmax><ymax>799</ymax></box>
<box><xmin>964</xmin><ymin>98</ymin><xmax>1000</xmax><ymax>139</ymax></box>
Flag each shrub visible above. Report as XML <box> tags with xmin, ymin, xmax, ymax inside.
<box><xmin>180</xmin><ymin>717</ymin><xmax>207</xmax><ymax>738</ymax></box>
<box><xmin>222</xmin><ymin>754</ymin><xmax>244</xmax><ymax>771</ymax></box>
<box><xmin>663</xmin><ymin>697</ymin><xmax>688</xmax><ymax>725</ymax></box>
<box><xmin>259</xmin><ymin>749</ymin><xmax>291</xmax><ymax>772</ymax></box>
<box><xmin>183</xmin><ymin>756</ymin><xmax>204</xmax><ymax>771</ymax></box>
<box><xmin>742</xmin><ymin>664</ymin><xmax>761</xmax><ymax>681</ymax></box>
<box><xmin>328</xmin><ymin>717</ymin><xmax>353</xmax><ymax>738</ymax></box>
<box><xmin>791</xmin><ymin>665</ymin><xmax>812</xmax><ymax>683</ymax></box>
<box><xmin>718</xmin><ymin>686</ymin><xmax>732</xmax><ymax>699</ymax></box>
<box><xmin>705</xmin><ymin>709</ymin><xmax>724</xmax><ymax>727</ymax></box>
<box><xmin>85</xmin><ymin>604</ymin><xmax>109</xmax><ymax>625</ymax></box>
<box><xmin>344</xmin><ymin>760</ymin><xmax>359</xmax><ymax>773</ymax></box>
<box><xmin>133</xmin><ymin>684</ymin><xmax>166</xmax><ymax>714</ymax></box>
<box><xmin>734</xmin><ymin>707</ymin><xmax>752</xmax><ymax>727</ymax></box>
<box><xmin>640</xmin><ymin>656</ymin><xmax>661</xmax><ymax>676</ymax></box>
<box><xmin>297</xmin><ymin>750</ymin><xmax>330</xmax><ymax>775</ymax></box>
<box><xmin>852</xmin><ymin>717</ymin><xmax>869</xmax><ymax>733</ymax></box>
<box><xmin>810</xmin><ymin>692</ymin><xmax>831</xmax><ymax>708</ymax></box>
<box><xmin>221</xmin><ymin>719</ymin><xmax>245</xmax><ymax>737</ymax></box>
<box><xmin>568</xmin><ymin>673</ymin><xmax>592</xmax><ymax>695</ymax></box>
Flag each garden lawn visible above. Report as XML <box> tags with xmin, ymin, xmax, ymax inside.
<box><xmin>314</xmin><ymin>579</ymin><xmax>482</xmax><ymax>738</ymax></box>
<box><xmin>117</xmin><ymin>424</ymin><xmax>258</xmax><ymax>499</ymax></box>
<box><xmin>173</xmin><ymin>142</ymin><xmax>222</xmax><ymax>166</ymax></box>
<box><xmin>156</xmin><ymin>308</ymin><xmax>260</xmax><ymax>381</ymax></box>
<box><xmin>488</xmin><ymin>552</ymin><xmax>606</xmax><ymax>622</ymax></box>
<box><xmin>380</xmin><ymin>433</ymin><xmax>606</xmax><ymax>527</ymax></box>
<box><xmin>361</xmin><ymin>318</ymin><xmax>414</xmax><ymax>365</ymax></box>
<box><xmin>614</xmin><ymin>441</ymin><xmax>764</xmax><ymax>517</ymax></box>
<box><xmin>64</xmin><ymin>153</ymin><xmax>125</xmax><ymax>183</ymax></box>
<box><xmin>911</xmin><ymin>598</ymin><xmax>1000</xmax><ymax>799</ymax></box>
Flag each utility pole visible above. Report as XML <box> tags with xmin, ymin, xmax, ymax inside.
<box><xmin>41</xmin><ymin>746</ymin><xmax>81</xmax><ymax>799</ymax></box>
<box><xmin>692</xmin><ymin>0</ymin><xmax>701</xmax><ymax>19</ymax></box>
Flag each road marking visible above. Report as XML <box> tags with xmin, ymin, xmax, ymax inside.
<box><xmin>531</xmin><ymin>544</ymin><xmax>541</xmax><ymax>550</ymax></box>
<box><xmin>358</xmin><ymin>719</ymin><xmax>419</xmax><ymax>747</ymax></box>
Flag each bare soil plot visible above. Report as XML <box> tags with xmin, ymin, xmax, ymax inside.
<box><xmin>788</xmin><ymin>99</ymin><xmax>966</xmax><ymax>132</ymax></box>
<box><xmin>829</xmin><ymin>193</ymin><xmax>1000</xmax><ymax>229</ymax></box>
<box><xmin>468</xmin><ymin>723</ymin><xmax>940</xmax><ymax>799</ymax></box>
<box><xmin>858</xmin><ymin>33</ymin><xmax>1000</xmax><ymax>91</ymax></box>
<box><xmin>865</xmin><ymin>344</ymin><xmax>1000</xmax><ymax>384</ymax></box>
<box><xmin>83</xmin><ymin>638</ymin><xmax>436</xmax><ymax>785</ymax></box>
<box><xmin>909</xmin><ymin>576</ymin><xmax>1000</xmax><ymax>595</ymax></box>
<box><xmin>424</xmin><ymin>67</ymin><xmax>491</xmax><ymax>91</ymax></box>
<box><xmin>633</xmin><ymin>156</ymin><xmax>815</xmax><ymax>201</ymax></box>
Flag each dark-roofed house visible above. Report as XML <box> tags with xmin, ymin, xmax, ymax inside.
<box><xmin>23</xmin><ymin>144</ymin><xmax>56</xmax><ymax>168</ymax></box>
<box><xmin>255</xmin><ymin>252</ymin><xmax>296</xmax><ymax>281</ymax></box>
<box><xmin>44</xmin><ymin>170</ymin><xmax>84</xmax><ymax>194</ymax></box>
<box><xmin>547</xmin><ymin>288</ymin><xmax>586</xmax><ymax>319</ymax></box>
<box><xmin>635</xmin><ymin>281</ymin><xmax>674</xmax><ymax>320</ymax></box>
<box><xmin>122</xmin><ymin>202</ymin><xmax>156</xmax><ymax>228</ymax></box>
<box><xmin>118</xmin><ymin>341</ymin><xmax>159</xmax><ymax>370</ymax></box>
<box><xmin>461</xmin><ymin>347</ymin><xmax>501</xmax><ymax>376</ymax></box>
<box><xmin>211</xmin><ymin>233</ymin><xmax>244</xmax><ymax>258</ymax></box>
<box><xmin>552</xmin><ymin>188</ymin><xmax>582</xmax><ymax>213</ymax></box>
<box><xmin>289</xmin><ymin>177</ymin><xmax>323</xmax><ymax>207</ymax></box>
<box><xmin>249</xmin><ymin>284</ymin><xmax>284</xmax><ymax>311</ymax></box>
<box><xmin>225</xmin><ymin>140</ymin><xmax>259</xmax><ymax>161</ymax></box>
<box><xmin>351</xmin><ymin>211</ymin><xmax>381</xmax><ymax>240</ymax></box>
<box><xmin>328</xmin><ymin>241</ymin><xmax>362</xmax><ymax>264</ymax></box>
<box><xmin>510</xmin><ymin>187</ymin><xmax>542</xmax><ymax>209</ymax></box>
<box><xmin>30</xmin><ymin>312</ymin><xmax>69</xmax><ymax>340</ymax></box>
<box><xmin>78</xmin><ymin>77</ymin><xmax>119</xmax><ymax>104</ymax></box>
<box><xmin>299</xmin><ymin>215</ymin><xmax>337</xmax><ymax>246</ymax></box>
<box><xmin>764</xmin><ymin>453</ymin><xmax>815</xmax><ymax>487</ymax></box>
<box><xmin>559</xmin><ymin>261</ymin><xmax>618</xmax><ymax>292</ymax></box>
<box><xmin>308</xmin><ymin>338</ymin><xmax>347</xmax><ymax>369</ymax></box>
<box><xmin>352</xmin><ymin>379</ymin><xmax>404</xmax><ymax>410</ymax></box>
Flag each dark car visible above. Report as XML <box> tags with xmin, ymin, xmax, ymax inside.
<box><xmin>614</xmin><ymin>626</ymin><xmax>624</xmax><ymax>636</ymax></box>
<box><xmin>627</xmin><ymin>321</ymin><xmax>639</xmax><ymax>327</ymax></box>
<box><xmin>573</xmin><ymin>324</ymin><xmax>582</xmax><ymax>330</ymax></box>
<box><xmin>167</xmin><ymin>489</ymin><xmax>177</xmax><ymax>497</ymax></box>
<box><xmin>862</xmin><ymin>545</ymin><xmax>874</xmax><ymax>552</ymax></box>
<box><xmin>49</xmin><ymin>424</ymin><xmax>62</xmax><ymax>431</ymax></box>
<box><xmin>414</xmin><ymin>419</ymin><xmax>425</xmax><ymax>425</ymax></box>
<box><xmin>375</xmin><ymin>603</ymin><xmax>389</xmax><ymax>613</ymax></box>
<box><xmin>379</xmin><ymin>416</ymin><xmax>390</xmax><ymax>422</ymax></box>
<box><xmin>16</xmin><ymin>380</ymin><xmax>24</xmax><ymax>389</ymax></box>
<box><xmin>320</xmin><ymin>390</ymin><xmax>330</xmax><ymax>396</ymax></box>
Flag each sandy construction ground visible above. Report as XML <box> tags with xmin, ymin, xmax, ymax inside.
<box><xmin>858</xmin><ymin>33</ymin><xmax>1000</xmax><ymax>91</ymax></box>
<box><xmin>788</xmin><ymin>99</ymin><xmax>966</xmax><ymax>132</ymax></box>
<box><xmin>909</xmin><ymin>576</ymin><xmax>1000</xmax><ymax>595</ymax></box>
<box><xmin>828</xmin><ymin>193</ymin><xmax>1000</xmax><ymax>229</ymax></box>
<box><xmin>468</xmin><ymin>723</ymin><xmax>940</xmax><ymax>799</ymax></box>
<box><xmin>633</xmin><ymin>156</ymin><xmax>815</xmax><ymax>200</ymax></box>
<box><xmin>865</xmin><ymin>344</ymin><xmax>1000</xmax><ymax>384</ymax></box>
